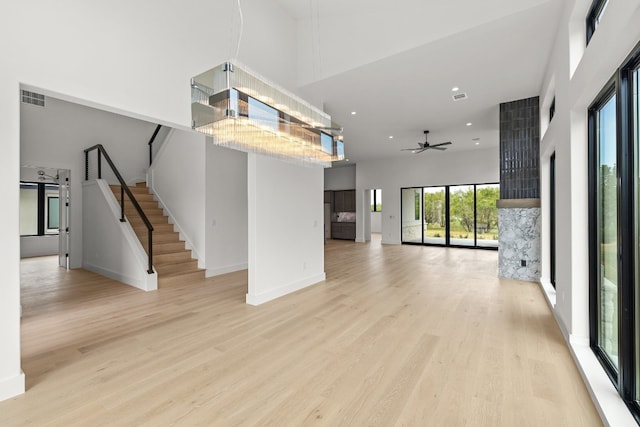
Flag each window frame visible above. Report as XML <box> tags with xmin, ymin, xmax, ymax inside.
<box><xmin>370</xmin><ymin>189</ymin><xmax>382</xmax><ymax>212</ymax></box>
<box><xmin>586</xmin><ymin>0</ymin><xmax>609</xmax><ymax>45</ymax></box>
<box><xmin>400</xmin><ymin>182</ymin><xmax>499</xmax><ymax>251</ymax></box>
<box><xmin>588</xmin><ymin>78</ymin><xmax>619</xmax><ymax>384</ymax></box>
<box><xmin>588</xmin><ymin>41</ymin><xmax>640</xmax><ymax>422</ymax></box>
<box><xmin>20</xmin><ymin>181</ymin><xmax>60</xmax><ymax>237</ymax></box>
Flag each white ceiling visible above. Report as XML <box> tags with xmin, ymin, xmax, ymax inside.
<box><xmin>274</xmin><ymin>0</ymin><xmax>563</xmax><ymax>163</ymax></box>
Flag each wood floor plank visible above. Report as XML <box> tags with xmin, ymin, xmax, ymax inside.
<box><xmin>0</xmin><ymin>236</ymin><xmax>602</xmax><ymax>426</ymax></box>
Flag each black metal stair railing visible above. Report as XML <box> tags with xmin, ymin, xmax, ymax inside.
<box><xmin>84</xmin><ymin>144</ymin><xmax>154</xmax><ymax>274</ymax></box>
<box><xmin>148</xmin><ymin>124</ymin><xmax>162</xmax><ymax>167</ymax></box>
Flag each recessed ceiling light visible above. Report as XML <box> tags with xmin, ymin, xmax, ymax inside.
<box><xmin>351</xmin><ymin>111</ymin><xmax>357</xmax><ymax>115</ymax></box>
<box><xmin>346</xmin><ymin>159</ymin><xmax>350</xmax><ymax>162</ymax></box>
<box><xmin>452</xmin><ymin>87</ymin><xmax>460</xmax><ymax>92</ymax></box>
<box><xmin>389</xmin><ymin>136</ymin><xmax>393</xmax><ymax>139</ymax></box>
<box><xmin>475</xmin><ymin>142</ymin><xmax>480</xmax><ymax>145</ymax></box>
<box><xmin>466</xmin><ymin>122</ymin><xmax>472</xmax><ymax>126</ymax></box>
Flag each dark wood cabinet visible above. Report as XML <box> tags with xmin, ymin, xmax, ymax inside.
<box><xmin>333</xmin><ymin>191</ymin><xmax>345</xmax><ymax>212</ymax></box>
<box><xmin>332</xmin><ymin>190</ymin><xmax>355</xmax><ymax>213</ymax></box>
<box><xmin>344</xmin><ymin>190</ymin><xmax>356</xmax><ymax>212</ymax></box>
<box><xmin>331</xmin><ymin>222</ymin><xmax>356</xmax><ymax>240</ymax></box>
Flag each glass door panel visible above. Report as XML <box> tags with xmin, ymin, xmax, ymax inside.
<box><xmin>401</xmin><ymin>188</ymin><xmax>423</xmax><ymax>243</ymax></box>
<box><xmin>423</xmin><ymin>187</ymin><xmax>446</xmax><ymax>245</ymax></box>
<box><xmin>449</xmin><ymin>185</ymin><xmax>475</xmax><ymax>246</ymax></box>
<box><xmin>476</xmin><ymin>184</ymin><xmax>499</xmax><ymax>248</ymax></box>
<box><xmin>597</xmin><ymin>92</ymin><xmax>618</xmax><ymax>369</ymax></box>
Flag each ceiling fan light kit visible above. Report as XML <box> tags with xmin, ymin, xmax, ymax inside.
<box><xmin>401</xmin><ymin>130</ymin><xmax>452</xmax><ymax>154</ymax></box>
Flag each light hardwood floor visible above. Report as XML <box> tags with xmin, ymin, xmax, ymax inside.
<box><xmin>2</xmin><ymin>237</ymin><xmax>601</xmax><ymax>426</ymax></box>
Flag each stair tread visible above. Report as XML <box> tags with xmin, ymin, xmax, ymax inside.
<box><xmin>112</xmin><ymin>184</ymin><xmax>203</xmax><ymax>286</ymax></box>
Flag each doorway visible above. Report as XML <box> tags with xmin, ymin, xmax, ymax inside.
<box><xmin>19</xmin><ymin>166</ymin><xmax>71</xmax><ymax>268</ymax></box>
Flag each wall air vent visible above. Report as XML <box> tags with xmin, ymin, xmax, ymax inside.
<box><xmin>21</xmin><ymin>90</ymin><xmax>45</xmax><ymax>107</ymax></box>
<box><xmin>452</xmin><ymin>92</ymin><xmax>468</xmax><ymax>101</ymax></box>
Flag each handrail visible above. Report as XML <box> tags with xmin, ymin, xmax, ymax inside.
<box><xmin>84</xmin><ymin>144</ymin><xmax>154</xmax><ymax>274</ymax></box>
<box><xmin>148</xmin><ymin>124</ymin><xmax>162</xmax><ymax>167</ymax></box>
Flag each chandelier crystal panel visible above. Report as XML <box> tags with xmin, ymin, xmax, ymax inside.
<box><xmin>191</xmin><ymin>62</ymin><xmax>344</xmax><ymax>167</ymax></box>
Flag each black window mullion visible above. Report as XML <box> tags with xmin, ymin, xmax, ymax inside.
<box><xmin>37</xmin><ymin>183</ymin><xmax>45</xmax><ymax>236</ymax></box>
<box><xmin>550</xmin><ymin>152</ymin><xmax>556</xmax><ymax>288</ymax></box>
<box><xmin>473</xmin><ymin>184</ymin><xmax>478</xmax><ymax>247</ymax></box>
<box><xmin>445</xmin><ymin>186</ymin><xmax>450</xmax><ymax>246</ymax></box>
<box><xmin>619</xmin><ymin>55</ymin><xmax>639</xmax><ymax>402</ymax></box>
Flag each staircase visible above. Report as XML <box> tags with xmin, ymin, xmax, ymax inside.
<box><xmin>110</xmin><ymin>183</ymin><xmax>205</xmax><ymax>287</ymax></box>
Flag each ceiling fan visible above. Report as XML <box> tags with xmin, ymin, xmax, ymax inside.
<box><xmin>401</xmin><ymin>130</ymin><xmax>452</xmax><ymax>153</ymax></box>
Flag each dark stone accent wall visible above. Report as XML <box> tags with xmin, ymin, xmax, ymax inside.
<box><xmin>499</xmin><ymin>97</ymin><xmax>540</xmax><ymax>199</ymax></box>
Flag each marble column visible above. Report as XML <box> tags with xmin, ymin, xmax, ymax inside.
<box><xmin>497</xmin><ymin>200</ymin><xmax>541</xmax><ymax>281</ymax></box>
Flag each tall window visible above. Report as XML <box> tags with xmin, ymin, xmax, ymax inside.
<box><xmin>590</xmin><ymin>87</ymin><xmax>618</xmax><ymax>369</ymax></box>
<box><xmin>586</xmin><ymin>0</ymin><xmax>609</xmax><ymax>45</ymax></box>
<box><xmin>550</xmin><ymin>152</ymin><xmax>557</xmax><ymax>288</ymax></box>
<box><xmin>401</xmin><ymin>183</ymin><xmax>498</xmax><ymax>249</ymax></box>
<box><xmin>370</xmin><ymin>189</ymin><xmax>382</xmax><ymax>212</ymax></box>
<box><xmin>589</xmin><ymin>42</ymin><xmax>640</xmax><ymax>418</ymax></box>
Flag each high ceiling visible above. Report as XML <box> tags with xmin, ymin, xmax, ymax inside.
<box><xmin>274</xmin><ymin>0</ymin><xmax>563</xmax><ymax>163</ymax></box>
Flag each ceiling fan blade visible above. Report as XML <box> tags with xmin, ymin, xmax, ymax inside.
<box><xmin>400</xmin><ymin>148</ymin><xmax>418</xmax><ymax>151</ymax></box>
<box><xmin>430</xmin><ymin>146</ymin><xmax>447</xmax><ymax>151</ymax></box>
<box><xmin>416</xmin><ymin>148</ymin><xmax>428</xmax><ymax>153</ymax></box>
<box><xmin>430</xmin><ymin>141</ymin><xmax>452</xmax><ymax>147</ymax></box>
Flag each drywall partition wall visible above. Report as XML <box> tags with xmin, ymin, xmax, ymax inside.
<box><xmin>20</xmin><ymin>96</ymin><xmax>162</xmax><ymax>269</ymax></box>
<box><xmin>20</xmin><ymin>236</ymin><xmax>58</xmax><ymax>258</ymax></box>
<box><xmin>324</xmin><ymin>165</ymin><xmax>356</xmax><ymax>190</ymax></box>
<box><xmin>355</xmin><ymin>147</ymin><xmax>499</xmax><ymax>244</ymax></box>
<box><xmin>247</xmin><ymin>153</ymin><xmax>325</xmax><ymax>305</ymax></box>
<box><xmin>205</xmin><ymin>143</ymin><xmax>248</xmax><ymax>277</ymax></box>
<box><xmin>371</xmin><ymin>212</ymin><xmax>382</xmax><ymax>233</ymax></box>
<box><xmin>1</xmin><ymin>0</ymin><xmax>298</xmax><ymax>401</ymax></box>
<box><xmin>82</xmin><ymin>180</ymin><xmax>157</xmax><ymax>291</ymax></box>
<box><xmin>536</xmin><ymin>0</ymin><xmax>640</xmax><ymax>424</ymax></box>
<box><xmin>149</xmin><ymin>129</ymin><xmax>206</xmax><ymax>266</ymax></box>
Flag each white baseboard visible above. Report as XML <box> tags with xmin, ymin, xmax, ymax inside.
<box><xmin>0</xmin><ymin>371</ymin><xmax>25</xmax><ymax>402</ymax></box>
<box><xmin>246</xmin><ymin>273</ymin><xmax>326</xmax><ymax>306</ymax></box>
<box><xmin>206</xmin><ymin>262</ymin><xmax>248</xmax><ymax>278</ymax></box>
<box><xmin>83</xmin><ymin>262</ymin><xmax>157</xmax><ymax>291</ymax></box>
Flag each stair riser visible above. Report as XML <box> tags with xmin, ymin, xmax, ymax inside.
<box><xmin>113</xmin><ymin>184</ymin><xmax>206</xmax><ymax>288</ymax></box>
<box><xmin>144</xmin><ymin>242</ymin><xmax>186</xmax><ymax>254</ymax></box>
<box><xmin>158</xmin><ymin>270</ymin><xmax>205</xmax><ymax>287</ymax></box>
<box><xmin>154</xmin><ymin>251</ymin><xmax>193</xmax><ymax>264</ymax></box>
<box><xmin>155</xmin><ymin>261</ymin><xmax>199</xmax><ymax>275</ymax></box>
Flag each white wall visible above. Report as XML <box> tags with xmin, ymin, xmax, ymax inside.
<box><xmin>20</xmin><ymin>97</ymin><xmax>161</xmax><ymax>269</ymax></box>
<box><xmin>149</xmin><ymin>129</ymin><xmax>206</xmax><ymax>266</ymax></box>
<box><xmin>371</xmin><ymin>212</ymin><xmax>382</xmax><ymax>233</ymax></box>
<box><xmin>206</xmin><ymin>143</ymin><xmax>248</xmax><ymax>277</ymax></box>
<box><xmin>82</xmin><ymin>180</ymin><xmax>157</xmax><ymax>291</ymax></box>
<box><xmin>324</xmin><ymin>164</ymin><xmax>356</xmax><ymax>190</ymax></box>
<box><xmin>537</xmin><ymin>0</ymin><xmax>640</xmax><ymax>424</ymax></box>
<box><xmin>247</xmin><ymin>153</ymin><xmax>325</xmax><ymax>305</ymax></box>
<box><xmin>355</xmin><ymin>147</ymin><xmax>499</xmax><ymax>244</ymax></box>
<box><xmin>20</xmin><ymin>236</ymin><xmax>58</xmax><ymax>258</ymax></box>
<box><xmin>1</xmin><ymin>0</ymin><xmax>298</xmax><ymax>401</ymax></box>
<box><xmin>539</xmin><ymin>0</ymin><xmax>640</xmax><ymax>341</ymax></box>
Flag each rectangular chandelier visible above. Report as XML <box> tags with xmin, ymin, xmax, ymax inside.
<box><xmin>191</xmin><ymin>62</ymin><xmax>344</xmax><ymax>167</ymax></box>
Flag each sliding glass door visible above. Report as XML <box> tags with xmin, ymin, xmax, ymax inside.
<box><xmin>449</xmin><ymin>185</ymin><xmax>475</xmax><ymax>246</ymax></box>
<box><xmin>401</xmin><ymin>183</ymin><xmax>498</xmax><ymax>249</ymax></box>
<box><xmin>423</xmin><ymin>187</ymin><xmax>446</xmax><ymax>245</ymax></box>
<box><xmin>476</xmin><ymin>184</ymin><xmax>499</xmax><ymax>248</ymax></box>
<box><xmin>401</xmin><ymin>188</ymin><xmax>422</xmax><ymax>243</ymax></box>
